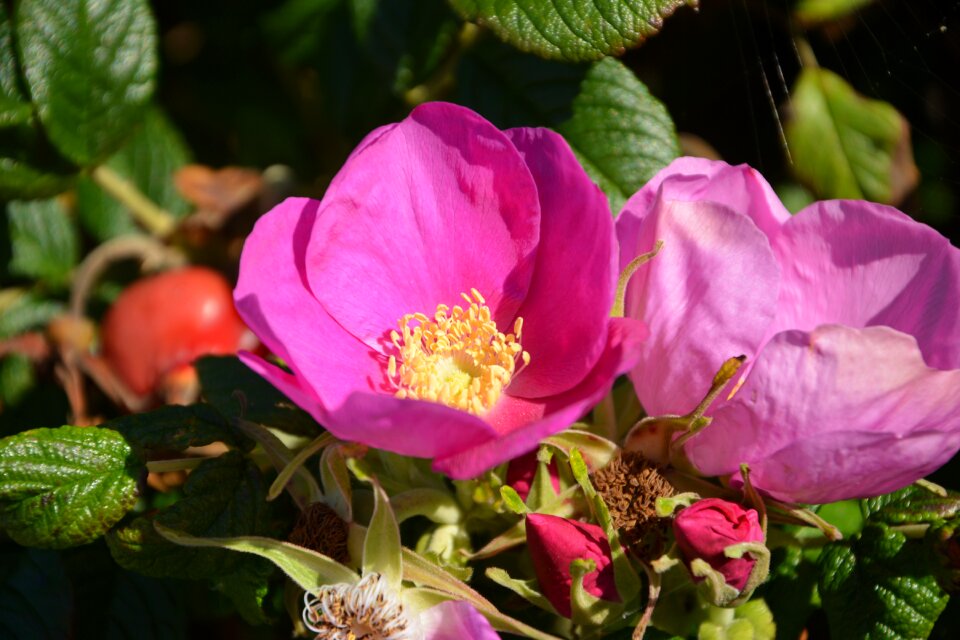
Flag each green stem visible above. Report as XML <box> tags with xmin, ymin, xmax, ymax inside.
<box><xmin>92</xmin><ymin>165</ymin><xmax>177</xmax><ymax>237</ymax></box>
<box><xmin>611</xmin><ymin>240</ymin><xmax>663</xmax><ymax>317</ymax></box>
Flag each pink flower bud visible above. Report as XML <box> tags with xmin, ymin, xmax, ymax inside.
<box><xmin>525</xmin><ymin>513</ymin><xmax>620</xmax><ymax>617</ymax></box>
<box><xmin>673</xmin><ymin>498</ymin><xmax>763</xmax><ymax>591</ymax></box>
<box><xmin>506</xmin><ymin>452</ymin><xmax>560</xmax><ymax>501</ymax></box>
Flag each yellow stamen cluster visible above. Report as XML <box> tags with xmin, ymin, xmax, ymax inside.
<box><xmin>388</xmin><ymin>289</ymin><xmax>530</xmax><ymax>416</ymax></box>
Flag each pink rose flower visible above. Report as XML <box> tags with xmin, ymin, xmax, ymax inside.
<box><xmin>672</xmin><ymin>498</ymin><xmax>763</xmax><ymax>592</ymax></box>
<box><xmin>235</xmin><ymin>102</ymin><xmax>645</xmax><ymax>480</ymax></box>
<box><xmin>617</xmin><ymin>157</ymin><xmax>960</xmax><ymax>503</ymax></box>
<box><xmin>525</xmin><ymin>513</ymin><xmax>620</xmax><ymax>617</ymax></box>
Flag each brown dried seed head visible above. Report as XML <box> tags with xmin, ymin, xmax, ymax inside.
<box><xmin>592</xmin><ymin>450</ymin><xmax>677</xmax><ymax>560</ymax></box>
<box><xmin>288</xmin><ymin>502</ymin><xmax>350</xmax><ymax>565</ymax></box>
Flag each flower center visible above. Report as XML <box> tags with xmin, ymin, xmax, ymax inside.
<box><xmin>387</xmin><ymin>289</ymin><xmax>530</xmax><ymax>415</ymax></box>
<box><xmin>302</xmin><ymin>573</ymin><xmax>413</xmax><ymax>640</ymax></box>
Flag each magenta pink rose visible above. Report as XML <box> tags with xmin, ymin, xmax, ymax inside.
<box><xmin>234</xmin><ymin>102</ymin><xmax>645</xmax><ymax>480</ymax></box>
<box><xmin>673</xmin><ymin>498</ymin><xmax>763</xmax><ymax>592</ymax></box>
<box><xmin>617</xmin><ymin>157</ymin><xmax>960</xmax><ymax>504</ymax></box>
<box><xmin>525</xmin><ymin>513</ymin><xmax>620</xmax><ymax>618</ymax></box>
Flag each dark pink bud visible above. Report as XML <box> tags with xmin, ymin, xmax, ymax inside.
<box><xmin>525</xmin><ymin>513</ymin><xmax>620</xmax><ymax>618</ymax></box>
<box><xmin>673</xmin><ymin>498</ymin><xmax>763</xmax><ymax>591</ymax></box>
<box><xmin>506</xmin><ymin>452</ymin><xmax>561</xmax><ymax>501</ymax></box>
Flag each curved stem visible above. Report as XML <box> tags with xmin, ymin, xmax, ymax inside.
<box><xmin>91</xmin><ymin>165</ymin><xmax>178</xmax><ymax>237</ymax></box>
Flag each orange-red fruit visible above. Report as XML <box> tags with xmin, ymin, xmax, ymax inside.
<box><xmin>102</xmin><ymin>267</ymin><xmax>250</xmax><ymax>396</ymax></box>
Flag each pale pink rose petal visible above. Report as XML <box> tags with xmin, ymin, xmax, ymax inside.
<box><xmin>432</xmin><ymin>318</ymin><xmax>645</xmax><ymax>479</ymax></box>
<box><xmin>234</xmin><ymin>198</ymin><xmax>384</xmax><ymax>409</ymax></box>
<box><xmin>685</xmin><ymin>325</ymin><xmax>960</xmax><ymax>503</ymax></box>
<box><xmin>616</xmin><ymin>157</ymin><xmax>790</xmax><ymax>255</ymax></box>
<box><xmin>504</xmin><ymin>127</ymin><xmax>616</xmax><ymax>398</ymax></box>
<box><xmin>617</xmin><ymin>197</ymin><xmax>780</xmax><ymax>416</ymax></box>
<box><xmin>767</xmin><ymin>199</ymin><xmax>960</xmax><ymax>369</ymax></box>
<box><xmin>419</xmin><ymin>600</ymin><xmax>500</xmax><ymax>640</ymax></box>
<box><xmin>305</xmin><ymin>102</ymin><xmax>541</xmax><ymax>348</ymax></box>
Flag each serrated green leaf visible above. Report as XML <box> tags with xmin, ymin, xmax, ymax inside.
<box><xmin>449</xmin><ymin>0</ymin><xmax>693</xmax><ymax>62</ymax></box>
<box><xmin>195</xmin><ymin>355</ymin><xmax>320</xmax><ymax>436</ymax></box>
<box><xmin>819</xmin><ymin>523</ymin><xmax>949</xmax><ymax>639</ymax></box>
<box><xmin>15</xmin><ymin>0</ymin><xmax>157</xmax><ymax>166</ymax></box>
<box><xmin>786</xmin><ymin>66</ymin><xmax>918</xmax><ymax>205</ymax></box>
<box><xmin>107</xmin><ymin>452</ymin><xmax>272</xmax><ymax>579</ymax></box>
<box><xmin>76</xmin><ymin>108</ymin><xmax>191</xmax><ymax>241</ymax></box>
<box><xmin>0</xmin><ymin>547</ymin><xmax>71</xmax><ymax>639</ymax></box>
<box><xmin>862</xmin><ymin>485</ymin><xmax>960</xmax><ymax>525</ymax></box>
<box><xmin>456</xmin><ymin>48</ymin><xmax>677</xmax><ymax>213</ymax></box>
<box><xmin>6</xmin><ymin>198</ymin><xmax>78</xmax><ymax>287</ymax></box>
<box><xmin>0</xmin><ymin>290</ymin><xmax>65</xmax><ymax>338</ymax></box>
<box><xmin>105</xmin><ymin>402</ymin><xmax>250</xmax><ymax>454</ymax></box>
<box><xmin>795</xmin><ymin>0</ymin><xmax>874</xmax><ymax>25</ymax></box>
<box><xmin>0</xmin><ymin>4</ymin><xmax>31</xmax><ymax>128</ymax></box>
<box><xmin>556</xmin><ymin>57</ymin><xmax>679</xmax><ymax>213</ymax></box>
<box><xmin>0</xmin><ymin>426</ymin><xmax>142</xmax><ymax>548</ymax></box>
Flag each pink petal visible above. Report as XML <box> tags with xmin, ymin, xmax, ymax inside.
<box><xmin>432</xmin><ymin>318</ymin><xmax>645</xmax><ymax>479</ymax></box>
<box><xmin>616</xmin><ymin>157</ymin><xmax>790</xmax><ymax>252</ymax></box>
<box><xmin>767</xmin><ymin>200</ymin><xmax>960</xmax><ymax>369</ymax></box>
<box><xmin>305</xmin><ymin>102</ymin><xmax>541</xmax><ymax>348</ymax></box>
<box><xmin>685</xmin><ymin>325</ymin><xmax>960</xmax><ymax>503</ymax></box>
<box><xmin>616</xmin><ymin>197</ymin><xmax>780</xmax><ymax>416</ymax></box>
<box><xmin>420</xmin><ymin>600</ymin><xmax>500</xmax><ymax>640</ymax></box>
<box><xmin>234</xmin><ymin>198</ymin><xmax>384</xmax><ymax>409</ymax></box>
<box><xmin>504</xmin><ymin>127</ymin><xmax>616</xmax><ymax>398</ymax></box>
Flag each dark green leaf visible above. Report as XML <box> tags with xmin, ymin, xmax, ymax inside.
<box><xmin>0</xmin><ymin>426</ymin><xmax>142</xmax><ymax>548</ymax></box>
<box><xmin>757</xmin><ymin>546</ymin><xmax>820</xmax><ymax>640</ymax></box>
<box><xmin>863</xmin><ymin>485</ymin><xmax>960</xmax><ymax>525</ymax></box>
<box><xmin>107</xmin><ymin>452</ymin><xmax>273</xmax><ymax>579</ymax></box>
<box><xmin>105</xmin><ymin>402</ymin><xmax>251</xmax><ymax>454</ymax></box>
<box><xmin>456</xmin><ymin>48</ymin><xmax>677</xmax><ymax>213</ymax></box>
<box><xmin>0</xmin><ymin>290</ymin><xmax>64</xmax><ymax>339</ymax></box>
<box><xmin>0</xmin><ymin>354</ymin><xmax>35</xmax><ymax>407</ymax></box>
<box><xmin>448</xmin><ymin>0</ymin><xmax>693</xmax><ymax>62</ymax></box>
<box><xmin>15</xmin><ymin>0</ymin><xmax>157</xmax><ymax>165</ymax></box>
<box><xmin>6</xmin><ymin>198</ymin><xmax>78</xmax><ymax>287</ymax></box>
<box><xmin>785</xmin><ymin>66</ymin><xmax>918</xmax><ymax>205</ymax></box>
<box><xmin>0</xmin><ymin>125</ymin><xmax>77</xmax><ymax>199</ymax></box>
<box><xmin>0</xmin><ymin>3</ymin><xmax>32</xmax><ymax>128</ymax></box>
<box><xmin>0</xmin><ymin>546</ymin><xmax>71</xmax><ymax>639</ymax></box>
<box><xmin>195</xmin><ymin>355</ymin><xmax>320</xmax><ymax>436</ymax></box>
<box><xmin>76</xmin><ymin>108</ymin><xmax>191</xmax><ymax>241</ymax></box>
<box><xmin>213</xmin><ymin>560</ymin><xmax>275</xmax><ymax>626</ymax></box>
<box><xmin>556</xmin><ymin>57</ymin><xmax>679</xmax><ymax>213</ymax></box>
<box><xmin>819</xmin><ymin>523</ymin><xmax>949</xmax><ymax>639</ymax></box>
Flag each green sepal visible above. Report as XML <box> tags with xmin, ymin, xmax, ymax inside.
<box><xmin>697</xmin><ymin>599</ymin><xmax>777</xmax><ymax>640</ymax></box>
<box><xmin>500</xmin><ymin>485</ymin><xmax>530</xmax><ymax>514</ymax></box>
<box><xmin>544</xmin><ymin>429</ymin><xmax>618</xmax><ymax>470</ymax></box>
<box><xmin>569</xmin><ymin>448</ymin><xmax>642</xmax><ymax>602</ymax></box>
<box><xmin>392</xmin><ymin>488</ymin><xmax>462</xmax><ymax>524</ymax></box>
<box><xmin>569</xmin><ymin>557</ymin><xmax>627</xmax><ymax>627</ymax></box>
<box><xmin>656</xmin><ymin>493</ymin><xmax>701</xmax><ymax>517</ymax></box>
<box><xmin>154</xmin><ymin>522</ymin><xmax>358</xmax><ymax>591</ymax></box>
<box><xmin>485</xmin><ymin>566</ymin><xmax>559</xmax><ymax>615</ymax></box>
<box><xmin>363</xmin><ymin>479</ymin><xmax>402</xmax><ymax>590</ymax></box>
<box><xmin>402</xmin><ymin>586</ymin><xmax>455</xmax><ymax>616</ymax></box>
<box><xmin>268</xmin><ymin>432</ymin><xmax>337</xmax><ymax>501</ymax></box>
<box><xmin>320</xmin><ymin>444</ymin><xmax>353</xmax><ymax>522</ymax></box>
<box><xmin>690</xmin><ymin>559</ymin><xmax>742</xmax><ymax>608</ymax></box>
<box><xmin>525</xmin><ymin>447</ymin><xmax>560</xmax><ymax>509</ymax></box>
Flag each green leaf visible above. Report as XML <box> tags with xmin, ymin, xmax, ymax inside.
<box><xmin>195</xmin><ymin>355</ymin><xmax>320</xmax><ymax>436</ymax></box>
<box><xmin>795</xmin><ymin>0</ymin><xmax>874</xmax><ymax>25</ymax></box>
<box><xmin>0</xmin><ymin>125</ymin><xmax>77</xmax><ymax>199</ymax></box>
<box><xmin>6</xmin><ymin>198</ymin><xmax>78</xmax><ymax>288</ymax></box>
<box><xmin>0</xmin><ymin>547</ymin><xmax>71</xmax><ymax>639</ymax></box>
<box><xmin>757</xmin><ymin>546</ymin><xmax>820</xmax><ymax>640</ymax></box>
<box><xmin>1</xmin><ymin>354</ymin><xmax>36</xmax><ymax>407</ymax></box>
<box><xmin>819</xmin><ymin>523</ymin><xmax>949</xmax><ymax>639</ymax></box>
<box><xmin>107</xmin><ymin>452</ymin><xmax>272</xmax><ymax>579</ymax></box>
<box><xmin>0</xmin><ymin>426</ymin><xmax>142</xmax><ymax>548</ymax></box>
<box><xmin>449</xmin><ymin>0</ymin><xmax>693</xmax><ymax>61</ymax></box>
<box><xmin>15</xmin><ymin>0</ymin><xmax>157</xmax><ymax>166</ymax></box>
<box><xmin>456</xmin><ymin>48</ymin><xmax>677</xmax><ymax>213</ymax></box>
<box><xmin>862</xmin><ymin>485</ymin><xmax>960</xmax><ymax>525</ymax></box>
<box><xmin>785</xmin><ymin>66</ymin><xmax>918</xmax><ymax>205</ymax></box>
<box><xmin>556</xmin><ymin>57</ymin><xmax>679</xmax><ymax>213</ymax></box>
<box><xmin>0</xmin><ymin>3</ymin><xmax>31</xmax><ymax>128</ymax></box>
<box><xmin>0</xmin><ymin>290</ymin><xmax>65</xmax><ymax>339</ymax></box>
<box><xmin>105</xmin><ymin>403</ymin><xmax>250</xmax><ymax>454</ymax></box>
<box><xmin>212</xmin><ymin>560</ymin><xmax>275</xmax><ymax>626</ymax></box>
<box><xmin>76</xmin><ymin>108</ymin><xmax>191</xmax><ymax>241</ymax></box>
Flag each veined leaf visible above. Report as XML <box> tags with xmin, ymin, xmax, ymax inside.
<box><xmin>6</xmin><ymin>198</ymin><xmax>78</xmax><ymax>288</ymax></box>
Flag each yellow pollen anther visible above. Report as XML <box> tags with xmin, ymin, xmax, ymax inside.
<box><xmin>388</xmin><ymin>289</ymin><xmax>530</xmax><ymax>415</ymax></box>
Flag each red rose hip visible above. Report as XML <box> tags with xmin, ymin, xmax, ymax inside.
<box><xmin>102</xmin><ymin>267</ymin><xmax>252</xmax><ymax>396</ymax></box>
